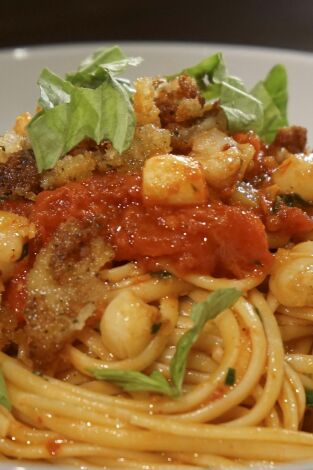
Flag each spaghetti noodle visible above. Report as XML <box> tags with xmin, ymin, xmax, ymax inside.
<box><xmin>0</xmin><ymin>47</ymin><xmax>313</xmax><ymax>469</ymax></box>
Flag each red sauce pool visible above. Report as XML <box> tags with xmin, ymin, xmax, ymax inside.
<box><xmin>31</xmin><ymin>173</ymin><xmax>273</xmax><ymax>279</ymax></box>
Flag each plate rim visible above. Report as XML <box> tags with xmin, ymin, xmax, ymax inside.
<box><xmin>1</xmin><ymin>40</ymin><xmax>313</xmax><ymax>62</ymax></box>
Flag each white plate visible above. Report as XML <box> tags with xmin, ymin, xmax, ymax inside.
<box><xmin>0</xmin><ymin>42</ymin><xmax>313</xmax><ymax>470</ymax></box>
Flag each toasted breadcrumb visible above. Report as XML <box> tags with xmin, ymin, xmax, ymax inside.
<box><xmin>0</xmin><ymin>130</ymin><xmax>30</xmax><ymax>159</ymax></box>
<box><xmin>41</xmin><ymin>153</ymin><xmax>96</xmax><ymax>190</ymax></box>
<box><xmin>121</xmin><ymin>124</ymin><xmax>171</xmax><ymax>169</ymax></box>
<box><xmin>133</xmin><ymin>77</ymin><xmax>160</xmax><ymax>127</ymax></box>
<box><xmin>13</xmin><ymin>112</ymin><xmax>32</xmax><ymax>137</ymax></box>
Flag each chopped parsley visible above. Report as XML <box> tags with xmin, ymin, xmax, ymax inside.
<box><xmin>273</xmin><ymin>193</ymin><xmax>313</xmax><ymax>213</ymax></box>
<box><xmin>90</xmin><ymin>288</ymin><xmax>242</xmax><ymax>397</ymax></box>
<box><xmin>150</xmin><ymin>271</ymin><xmax>172</xmax><ymax>279</ymax></box>
<box><xmin>151</xmin><ymin>322</ymin><xmax>162</xmax><ymax>335</ymax></box>
<box><xmin>225</xmin><ymin>367</ymin><xmax>236</xmax><ymax>386</ymax></box>
<box><xmin>305</xmin><ymin>389</ymin><xmax>313</xmax><ymax>408</ymax></box>
<box><xmin>0</xmin><ymin>369</ymin><xmax>11</xmax><ymax>411</ymax></box>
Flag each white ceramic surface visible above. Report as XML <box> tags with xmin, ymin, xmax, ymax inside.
<box><xmin>0</xmin><ymin>42</ymin><xmax>313</xmax><ymax>470</ymax></box>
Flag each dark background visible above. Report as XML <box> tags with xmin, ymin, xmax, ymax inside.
<box><xmin>1</xmin><ymin>0</ymin><xmax>313</xmax><ymax>52</ymax></box>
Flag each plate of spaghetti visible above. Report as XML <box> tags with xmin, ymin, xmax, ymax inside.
<box><xmin>0</xmin><ymin>43</ymin><xmax>313</xmax><ymax>470</ymax></box>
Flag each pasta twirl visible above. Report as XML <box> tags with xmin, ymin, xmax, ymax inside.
<box><xmin>0</xmin><ymin>46</ymin><xmax>313</xmax><ymax>469</ymax></box>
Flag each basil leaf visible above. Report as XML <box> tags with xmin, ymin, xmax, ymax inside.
<box><xmin>251</xmin><ymin>64</ymin><xmax>288</xmax><ymax>143</ymax></box>
<box><xmin>90</xmin><ymin>288</ymin><xmax>242</xmax><ymax>397</ymax></box>
<box><xmin>170</xmin><ymin>288</ymin><xmax>242</xmax><ymax>393</ymax></box>
<box><xmin>0</xmin><ymin>369</ymin><xmax>11</xmax><ymax>411</ymax></box>
<box><xmin>90</xmin><ymin>369</ymin><xmax>176</xmax><ymax>397</ymax></box>
<box><xmin>66</xmin><ymin>45</ymin><xmax>142</xmax><ymax>88</ymax></box>
<box><xmin>173</xmin><ymin>53</ymin><xmax>263</xmax><ymax>135</ymax></box>
<box><xmin>29</xmin><ymin>78</ymin><xmax>135</xmax><ymax>172</ymax></box>
<box><xmin>201</xmin><ymin>60</ymin><xmax>264</xmax><ymax>134</ymax></box>
<box><xmin>262</xmin><ymin>64</ymin><xmax>288</xmax><ymax>122</ymax></box>
<box><xmin>38</xmin><ymin>68</ymin><xmax>73</xmax><ymax>110</ymax></box>
<box><xmin>219</xmin><ymin>81</ymin><xmax>263</xmax><ymax>133</ymax></box>
<box><xmin>171</xmin><ymin>54</ymin><xmax>288</xmax><ymax>141</ymax></box>
<box><xmin>28</xmin><ymin>46</ymin><xmax>141</xmax><ymax>172</ymax></box>
<box><xmin>171</xmin><ymin>52</ymin><xmax>222</xmax><ymax>90</ymax></box>
<box><xmin>28</xmin><ymin>104</ymin><xmax>69</xmax><ymax>171</ymax></box>
<box><xmin>66</xmin><ymin>77</ymin><xmax>135</xmax><ymax>153</ymax></box>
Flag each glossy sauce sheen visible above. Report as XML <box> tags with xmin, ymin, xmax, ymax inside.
<box><xmin>30</xmin><ymin>173</ymin><xmax>272</xmax><ymax>278</ymax></box>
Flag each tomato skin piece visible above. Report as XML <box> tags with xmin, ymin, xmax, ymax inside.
<box><xmin>30</xmin><ymin>174</ymin><xmax>272</xmax><ymax>279</ymax></box>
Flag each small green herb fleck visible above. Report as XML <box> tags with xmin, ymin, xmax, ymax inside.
<box><xmin>150</xmin><ymin>271</ymin><xmax>172</xmax><ymax>279</ymax></box>
<box><xmin>151</xmin><ymin>323</ymin><xmax>162</xmax><ymax>335</ymax></box>
<box><xmin>225</xmin><ymin>367</ymin><xmax>236</xmax><ymax>386</ymax></box>
<box><xmin>0</xmin><ymin>369</ymin><xmax>11</xmax><ymax>411</ymax></box>
<box><xmin>272</xmin><ymin>196</ymin><xmax>282</xmax><ymax>213</ymax></box>
<box><xmin>273</xmin><ymin>193</ymin><xmax>313</xmax><ymax>213</ymax></box>
<box><xmin>18</xmin><ymin>243</ymin><xmax>29</xmax><ymax>261</ymax></box>
<box><xmin>305</xmin><ymin>389</ymin><xmax>313</xmax><ymax>408</ymax></box>
<box><xmin>253</xmin><ymin>306</ymin><xmax>261</xmax><ymax>318</ymax></box>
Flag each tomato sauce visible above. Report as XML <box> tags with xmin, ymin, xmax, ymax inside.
<box><xmin>266</xmin><ymin>205</ymin><xmax>313</xmax><ymax>236</ymax></box>
<box><xmin>30</xmin><ymin>173</ymin><xmax>272</xmax><ymax>279</ymax></box>
<box><xmin>0</xmin><ymin>199</ymin><xmax>33</xmax><ymax>217</ymax></box>
<box><xmin>3</xmin><ymin>258</ymin><xmax>29</xmax><ymax>324</ymax></box>
<box><xmin>46</xmin><ymin>439</ymin><xmax>62</xmax><ymax>457</ymax></box>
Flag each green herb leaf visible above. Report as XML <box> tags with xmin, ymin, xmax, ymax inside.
<box><xmin>171</xmin><ymin>52</ymin><xmax>222</xmax><ymax>92</ymax></box>
<box><xmin>219</xmin><ymin>81</ymin><xmax>263</xmax><ymax>134</ymax></box>
<box><xmin>171</xmin><ymin>54</ymin><xmax>288</xmax><ymax>142</ymax></box>
<box><xmin>172</xmin><ymin>54</ymin><xmax>263</xmax><ymax>134</ymax></box>
<box><xmin>305</xmin><ymin>389</ymin><xmax>313</xmax><ymax>408</ymax></box>
<box><xmin>37</xmin><ymin>68</ymin><xmax>74</xmax><ymax>110</ymax></box>
<box><xmin>225</xmin><ymin>367</ymin><xmax>236</xmax><ymax>386</ymax></box>
<box><xmin>0</xmin><ymin>369</ymin><xmax>11</xmax><ymax>411</ymax></box>
<box><xmin>90</xmin><ymin>369</ymin><xmax>176</xmax><ymax>397</ymax></box>
<box><xmin>90</xmin><ymin>288</ymin><xmax>242</xmax><ymax>397</ymax></box>
<box><xmin>170</xmin><ymin>288</ymin><xmax>242</xmax><ymax>393</ymax></box>
<box><xmin>262</xmin><ymin>64</ymin><xmax>288</xmax><ymax>121</ymax></box>
<box><xmin>28</xmin><ymin>46</ymin><xmax>141</xmax><ymax>172</ymax></box>
<box><xmin>251</xmin><ymin>64</ymin><xmax>288</xmax><ymax>143</ymax></box>
<box><xmin>66</xmin><ymin>45</ymin><xmax>142</xmax><ymax>88</ymax></box>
